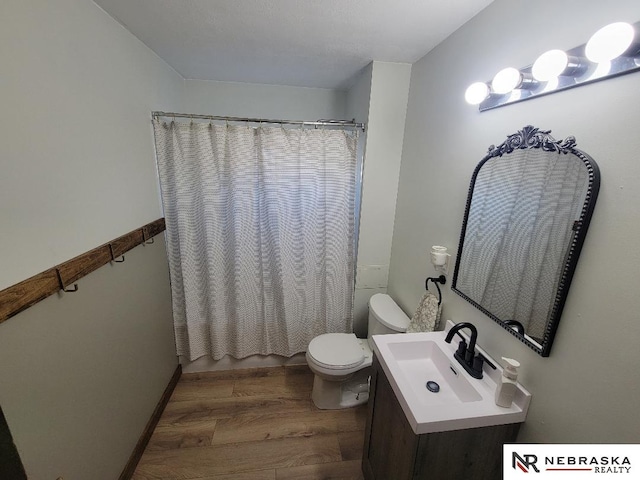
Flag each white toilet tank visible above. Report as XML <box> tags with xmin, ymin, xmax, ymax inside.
<box><xmin>367</xmin><ymin>293</ymin><xmax>410</xmax><ymax>348</ymax></box>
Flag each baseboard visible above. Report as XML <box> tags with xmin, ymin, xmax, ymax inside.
<box><xmin>118</xmin><ymin>363</ymin><xmax>182</xmax><ymax>480</ymax></box>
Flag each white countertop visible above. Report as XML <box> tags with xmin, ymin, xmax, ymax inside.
<box><xmin>372</xmin><ymin>326</ymin><xmax>531</xmax><ymax>435</ymax></box>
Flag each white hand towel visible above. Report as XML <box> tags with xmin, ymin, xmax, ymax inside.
<box><xmin>407</xmin><ymin>291</ymin><xmax>441</xmax><ymax>333</ymax></box>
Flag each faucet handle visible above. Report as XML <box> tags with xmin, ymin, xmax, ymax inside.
<box><xmin>456</xmin><ymin>339</ymin><xmax>467</xmax><ymax>357</ymax></box>
<box><xmin>472</xmin><ymin>354</ymin><xmax>484</xmax><ymax>376</ymax></box>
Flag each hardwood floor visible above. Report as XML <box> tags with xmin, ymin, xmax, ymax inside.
<box><xmin>133</xmin><ymin>365</ymin><xmax>367</xmax><ymax>480</ymax></box>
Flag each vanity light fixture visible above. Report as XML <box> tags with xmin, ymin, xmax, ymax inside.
<box><xmin>464</xmin><ymin>82</ymin><xmax>490</xmax><ymax>105</ymax></box>
<box><xmin>531</xmin><ymin>50</ymin><xmax>568</xmax><ymax>81</ymax></box>
<box><xmin>466</xmin><ymin>20</ymin><xmax>640</xmax><ymax>111</ymax></box>
<box><xmin>531</xmin><ymin>49</ymin><xmax>585</xmax><ymax>81</ymax></box>
<box><xmin>491</xmin><ymin>67</ymin><xmax>521</xmax><ymax>94</ymax></box>
<box><xmin>585</xmin><ymin>22</ymin><xmax>636</xmax><ymax>63</ymax></box>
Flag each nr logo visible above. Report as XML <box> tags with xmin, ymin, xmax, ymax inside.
<box><xmin>513</xmin><ymin>452</ymin><xmax>541</xmax><ymax>473</ymax></box>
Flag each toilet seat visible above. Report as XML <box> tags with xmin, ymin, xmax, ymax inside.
<box><xmin>307</xmin><ymin>333</ymin><xmax>364</xmax><ymax>370</ymax></box>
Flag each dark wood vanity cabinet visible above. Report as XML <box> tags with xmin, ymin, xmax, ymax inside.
<box><xmin>362</xmin><ymin>355</ymin><xmax>520</xmax><ymax>480</ymax></box>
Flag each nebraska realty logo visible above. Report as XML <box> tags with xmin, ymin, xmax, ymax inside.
<box><xmin>504</xmin><ymin>445</ymin><xmax>640</xmax><ymax>479</ymax></box>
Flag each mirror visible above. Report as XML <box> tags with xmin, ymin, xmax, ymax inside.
<box><xmin>452</xmin><ymin>126</ymin><xmax>600</xmax><ymax>356</ymax></box>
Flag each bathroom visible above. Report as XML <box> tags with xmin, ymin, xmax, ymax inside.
<box><xmin>1</xmin><ymin>0</ymin><xmax>639</xmax><ymax>478</ymax></box>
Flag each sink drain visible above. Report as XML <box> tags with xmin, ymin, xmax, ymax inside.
<box><xmin>426</xmin><ymin>381</ymin><xmax>440</xmax><ymax>393</ymax></box>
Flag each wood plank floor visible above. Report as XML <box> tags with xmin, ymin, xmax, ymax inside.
<box><xmin>133</xmin><ymin>365</ymin><xmax>367</xmax><ymax>480</ymax></box>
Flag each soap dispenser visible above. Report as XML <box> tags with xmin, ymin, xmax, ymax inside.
<box><xmin>495</xmin><ymin>357</ymin><xmax>520</xmax><ymax>408</ymax></box>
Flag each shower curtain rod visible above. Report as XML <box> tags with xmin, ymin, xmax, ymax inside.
<box><xmin>152</xmin><ymin>111</ymin><xmax>365</xmax><ymax>132</ymax></box>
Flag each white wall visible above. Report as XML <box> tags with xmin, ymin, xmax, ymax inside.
<box><xmin>0</xmin><ymin>239</ymin><xmax>175</xmax><ymax>479</ymax></box>
<box><xmin>0</xmin><ymin>0</ymin><xmax>181</xmax><ymax>477</ymax></box>
<box><xmin>0</xmin><ymin>0</ymin><xmax>184</xmax><ymax>289</ymax></box>
<box><xmin>184</xmin><ymin>78</ymin><xmax>346</xmax><ymax>121</ymax></box>
<box><xmin>389</xmin><ymin>0</ymin><xmax>640</xmax><ymax>443</ymax></box>
<box><xmin>345</xmin><ymin>64</ymin><xmax>374</xmax><ymax>336</ymax></box>
<box><xmin>348</xmin><ymin>62</ymin><xmax>412</xmax><ymax>336</ymax></box>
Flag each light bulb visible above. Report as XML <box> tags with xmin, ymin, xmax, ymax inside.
<box><xmin>492</xmin><ymin>67</ymin><xmax>522</xmax><ymax>94</ymax></box>
<box><xmin>532</xmin><ymin>50</ymin><xmax>569</xmax><ymax>81</ymax></box>
<box><xmin>586</xmin><ymin>22</ymin><xmax>635</xmax><ymax>63</ymax></box>
<box><xmin>465</xmin><ymin>82</ymin><xmax>490</xmax><ymax>105</ymax></box>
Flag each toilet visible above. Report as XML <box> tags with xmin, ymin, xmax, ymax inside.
<box><xmin>306</xmin><ymin>293</ymin><xmax>409</xmax><ymax>409</ymax></box>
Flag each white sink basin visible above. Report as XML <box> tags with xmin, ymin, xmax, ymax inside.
<box><xmin>372</xmin><ymin>324</ymin><xmax>531</xmax><ymax>435</ymax></box>
<box><xmin>386</xmin><ymin>340</ymin><xmax>483</xmax><ymax>406</ymax></box>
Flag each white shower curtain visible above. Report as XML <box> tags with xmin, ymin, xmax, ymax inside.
<box><xmin>153</xmin><ymin>120</ymin><xmax>358</xmax><ymax>361</ymax></box>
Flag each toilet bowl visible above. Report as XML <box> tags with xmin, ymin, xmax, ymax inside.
<box><xmin>306</xmin><ymin>293</ymin><xmax>409</xmax><ymax>409</ymax></box>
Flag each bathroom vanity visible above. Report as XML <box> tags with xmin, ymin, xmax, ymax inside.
<box><xmin>362</xmin><ymin>330</ymin><xmax>530</xmax><ymax>480</ymax></box>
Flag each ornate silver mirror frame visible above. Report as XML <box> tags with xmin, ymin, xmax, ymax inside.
<box><xmin>452</xmin><ymin>126</ymin><xmax>600</xmax><ymax>356</ymax></box>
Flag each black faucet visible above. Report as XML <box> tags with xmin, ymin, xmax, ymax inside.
<box><xmin>444</xmin><ymin>322</ymin><xmax>484</xmax><ymax>379</ymax></box>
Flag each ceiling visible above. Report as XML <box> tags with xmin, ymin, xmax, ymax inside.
<box><xmin>94</xmin><ymin>0</ymin><xmax>494</xmax><ymax>90</ymax></box>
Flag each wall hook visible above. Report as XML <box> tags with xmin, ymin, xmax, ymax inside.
<box><xmin>55</xmin><ymin>268</ymin><xmax>79</xmax><ymax>293</ymax></box>
<box><xmin>142</xmin><ymin>227</ymin><xmax>155</xmax><ymax>245</ymax></box>
<box><xmin>108</xmin><ymin>244</ymin><xmax>125</xmax><ymax>263</ymax></box>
